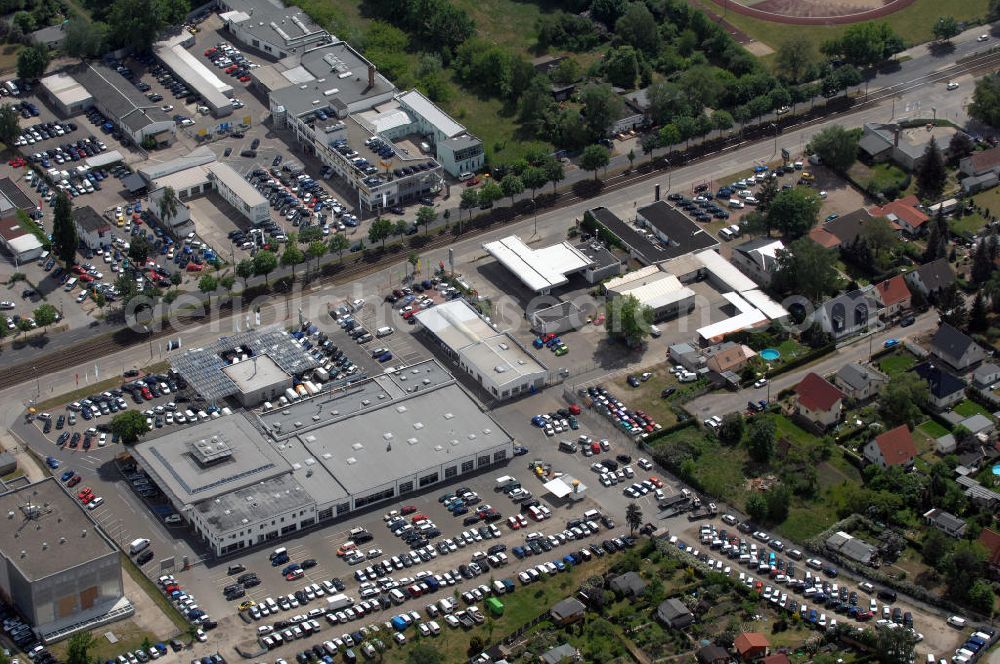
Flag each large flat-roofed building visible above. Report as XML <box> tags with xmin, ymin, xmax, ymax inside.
<box><xmin>0</xmin><ymin>479</ymin><xmax>127</xmax><ymax>642</ymax></box>
<box><xmin>604</xmin><ymin>267</ymin><xmax>696</xmax><ymax>322</ymax></box>
<box><xmin>155</xmin><ymin>32</ymin><xmax>234</xmax><ymax>118</ymax></box>
<box><xmin>395</xmin><ymin>90</ymin><xmax>484</xmax><ymax>177</ymax></box>
<box><xmin>39</xmin><ymin>72</ymin><xmax>93</xmax><ymax>116</ymax></box>
<box><xmin>218</xmin><ymin>0</ymin><xmax>329</xmax><ymax>60</ymax></box>
<box><xmin>132</xmin><ymin>359</ymin><xmax>513</xmax><ymax>555</ymax></box>
<box><xmin>482</xmin><ymin>235</ymin><xmax>595</xmax><ymax>294</ymax></box>
<box><xmin>70</xmin><ymin>64</ymin><xmax>175</xmax><ymax>147</ymax></box>
<box><xmin>587</xmin><ymin>204</ymin><xmax>718</xmax><ymax>265</ymax></box>
<box><xmin>145</xmin><ymin>156</ymin><xmax>269</xmax><ymax>226</ymax></box>
<box><xmin>205</xmin><ymin>162</ymin><xmax>270</xmax><ymax>224</ymax></box>
<box><xmin>171</xmin><ymin>326</ymin><xmax>319</xmax><ymax>405</ymax></box>
<box><xmin>414</xmin><ymin>299</ymin><xmax>548</xmax><ymax>401</ymax></box>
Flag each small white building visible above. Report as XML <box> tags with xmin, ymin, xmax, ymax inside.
<box><xmin>604</xmin><ymin>266</ymin><xmax>696</xmax><ymax>322</ymax></box>
<box><xmin>71</xmin><ymin>206</ymin><xmax>112</xmax><ymax>250</ymax></box>
<box><xmin>414</xmin><ymin>299</ymin><xmax>548</xmax><ymax>401</ymax></box>
<box><xmin>206</xmin><ymin>163</ymin><xmax>270</xmax><ymax>224</ymax></box>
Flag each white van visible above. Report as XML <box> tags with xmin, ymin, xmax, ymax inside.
<box><xmin>269</xmin><ymin>547</ymin><xmax>288</xmax><ymax>561</ymax></box>
<box><xmin>719</xmin><ymin>228</ymin><xmax>733</xmax><ymax>241</ymax></box>
<box><xmin>389</xmin><ymin>589</ymin><xmax>406</xmax><ymax>605</ymax></box>
<box><xmin>129</xmin><ymin>538</ymin><xmax>151</xmax><ymax>555</ymax></box>
<box><xmin>947</xmin><ymin>615</ymin><xmax>967</xmax><ymax>628</ymax></box>
<box><xmin>728</xmin><ymin>199</ymin><xmax>744</xmax><ymax>209</ymax></box>
<box><xmin>728</xmin><ymin>224</ymin><xmax>742</xmax><ymax>238</ymax></box>
<box><xmin>583</xmin><ymin>509</ymin><xmax>600</xmax><ymax>521</ymax></box>
<box><xmin>495</xmin><ymin>475</ymin><xmax>516</xmax><ymax>489</ymax></box>
<box><xmin>375</xmin><ymin>326</ymin><xmax>394</xmax><ymax>338</ymax></box>
<box><xmin>64</xmin><ymin>277</ymin><xmax>77</xmax><ymax>291</ymax></box>
<box><xmin>649</xmin><ymin>325</ymin><xmax>661</xmax><ymax>337</ymax></box>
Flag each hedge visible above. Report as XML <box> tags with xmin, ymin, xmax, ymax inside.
<box><xmin>767</xmin><ymin>343</ymin><xmax>836</xmax><ymax>378</ymax></box>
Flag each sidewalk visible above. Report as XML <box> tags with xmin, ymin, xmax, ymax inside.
<box><xmin>0</xmin><ymin>429</ymin><xmax>45</xmax><ymax>482</ymax></box>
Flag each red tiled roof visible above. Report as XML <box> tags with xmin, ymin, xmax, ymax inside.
<box><xmin>869</xmin><ymin>195</ymin><xmax>929</xmax><ymax>229</ymax></box>
<box><xmin>979</xmin><ymin>528</ymin><xmax>1000</xmax><ymax>567</ymax></box>
<box><xmin>734</xmin><ymin>632</ymin><xmax>769</xmax><ymax>655</ymax></box>
<box><xmin>967</xmin><ymin>146</ymin><xmax>1000</xmax><ymax>174</ymax></box>
<box><xmin>874</xmin><ymin>424</ymin><xmax>917</xmax><ymax>466</ymax></box>
<box><xmin>761</xmin><ymin>655</ymin><xmax>790</xmax><ymax>664</ymax></box>
<box><xmin>795</xmin><ymin>372</ymin><xmax>845</xmax><ymax>412</ymax></box>
<box><xmin>809</xmin><ymin>226</ymin><xmax>840</xmax><ymax>249</ymax></box>
<box><xmin>0</xmin><ymin>215</ymin><xmax>31</xmax><ymax>241</ymax></box>
<box><xmin>875</xmin><ymin>275</ymin><xmax>911</xmax><ymax>307</ymax></box>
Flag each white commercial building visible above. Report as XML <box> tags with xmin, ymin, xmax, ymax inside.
<box><xmin>693</xmin><ymin>250</ymin><xmax>788</xmax><ymax>345</ymax></box>
<box><xmin>40</xmin><ymin>72</ymin><xmax>93</xmax><ymax>116</ymax></box>
<box><xmin>482</xmin><ymin>235</ymin><xmax>594</xmax><ymax>294</ymax></box>
<box><xmin>155</xmin><ymin>32</ymin><xmax>234</xmax><ymax>117</ymax></box>
<box><xmin>218</xmin><ymin>0</ymin><xmax>329</xmax><ymax>60</ymax></box>
<box><xmin>396</xmin><ymin>90</ymin><xmax>484</xmax><ymax>177</ymax></box>
<box><xmin>206</xmin><ymin>162</ymin><xmax>270</xmax><ymax>224</ymax></box>
<box><xmin>415</xmin><ymin>299</ymin><xmax>549</xmax><ymax>401</ymax></box>
<box><xmin>70</xmin><ymin>64</ymin><xmax>175</xmax><ymax>146</ymax></box>
<box><xmin>604</xmin><ymin>267</ymin><xmax>696</xmax><ymax>322</ymax></box>
<box><xmin>146</xmin><ymin>152</ymin><xmax>269</xmax><ymax>225</ymax></box>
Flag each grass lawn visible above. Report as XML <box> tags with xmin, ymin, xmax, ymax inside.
<box><xmin>47</xmin><ymin>620</ymin><xmax>158</xmax><ymax>662</ymax></box>
<box><xmin>954</xmin><ymin>399</ymin><xmax>991</xmax><ymax>418</ymax></box>
<box><xmin>848</xmin><ymin>161</ymin><xmax>908</xmax><ymax>195</ymax></box>
<box><xmin>689</xmin><ymin>442</ymin><xmax>747</xmax><ymax>503</ymax></box>
<box><xmin>774</xmin><ymin>414</ymin><xmax>816</xmax><ymax>447</ymax></box>
<box><xmin>917</xmin><ymin>419</ymin><xmax>950</xmax><ymax>439</ymax></box>
<box><xmin>610</xmin><ymin>371</ymin><xmax>688</xmax><ymax>428</ymax></box>
<box><xmin>956</xmin><ymin>185</ymin><xmax>1000</xmax><ymax>235</ymax></box>
<box><xmin>121</xmin><ymin>554</ymin><xmax>189</xmax><ymax>633</ymax></box>
<box><xmin>692</xmin><ymin>0</ymin><xmax>989</xmax><ymax>52</ymax></box>
<box><xmin>877</xmin><ymin>351</ymin><xmax>916</xmax><ymax>377</ymax></box>
<box><xmin>34</xmin><ymin>361</ymin><xmax>169</xmax><ymax>411</ymax></box>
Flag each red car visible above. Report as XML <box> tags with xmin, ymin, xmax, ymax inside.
<box><xmin>463</xmin><ymin>176</ymin><xmax>480</xmax><ymax>187</ymax></box>
<box><xmin>542</xmin><ymin>333</ymin><xmax>556</xmax><ymax>343</ymax></box>
<box><xmin>239</xmin><ymin>75</ymin><xmax>251</xmax><ymax>82</ymax></box>
<box><xmin>77</xmin><ymin>488</ymin><xmax>93</xmax><ymax>502</ymax></box>
<box><xmin>225</xmin><ymin>65</ymin><xmax>238</xmax><ymax>74</ymax></box>
<box><xmin>568</xmin><ymin>403</ymin><xmax>581</xmax><ymax>415</ymax></box>
<box><xmin>141</xmin><ymin>388</ymin><xmax>153</xmax><ymax>400</ymax></box>
<box><xmin>285</xmin><ymin>569</ymin><xmax>304</xmax><ymax>581</ymax></box>
<box><xmin>204</xmin><ymin>47</ymin><xmax>217</xmax><ymax>57</ymax></box>
<box><xmin>164</xmin><ymin>584</ymin><xmax>181</xmax><ymax>593</ymax></box>
<box><xmin>67</xmin><ymin>475</ymin><xmax>81</xmax><ymax>487</ymax></box>
<box><xmin>186</xmin><ymin>263</ymin><xmax>203</xmax><ymax>272</ymax></box>
<box><xmin>400</xmin><ymin>505</ymin><xmax>417</xmax><ymax>515</ymax></box>
<box><xmin>410</xmin><ymin>513</ymin><xmax>428</xmax><ymax>523</ymax></box>
<box><xmin>648</xmin><ymin>476</ymin><xmax>663</xmax><ymax>488</ymax></box>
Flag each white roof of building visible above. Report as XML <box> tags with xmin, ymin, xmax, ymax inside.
<box><xmin>206</xmin><ymin>162</ymin><xmax>267</xmax><ymax>208</ymax></box>
<box><xmin>139</xmin><ymin>146</ymin><xmax>217</xmax><ymax>181</ymax></box>
<box><xmin>482</xmin><ymin>235</ymin><xmax>593</xmax><ymax>292</ymax></box>
<box><xmin>722</xmin><ymin>291</ymin><xmax>756</xmax><ymax>314</ymax></box>
<box><xmin>398</xmin><ymin>89</ymin><xmax>465</xmax><ymax>138</ymax></box>
<box><xmin>610</xmin><ymin>272</ymin><xmax>694</xmax><ymax>311</ymax></box>
<box><xmin>7</xmin><ymin>234</ymin><xmax>42</xmax><ymax>254</ymax></box>
<box><xmin>414</xmin><ymin>297</ymin><xmax>498</xmax><ymax>351</ymax></box>
<box><xmin>604</xmin><ymin>265</ymin><xmax>660</xmax><ymax>291</ymax></box>
<box><xmin>696</xmin><ymin>249</ymin><xmax>757</xmax><ymax>292</ymax></box>
<box><xmin>40</xmin><ymin>71</ymin><xmax>92</xmax><ymax>106</ymax></box>
<box><xmin>154</xmin><ymin>166</ymin><xmax>211</xmax><ymax>193</ymax></box>
<box><xmin>743</xmin><ymin>289</ymin><xmax>789</xmax><ymax>320</ymax></box>
<box><xmin>543</xmin><ymin>476</ymin><xmax>585</xmax><ymax>499</ymax></box>
<box><xmin>697</xmin><ymin>309</ymin><xmax>768</xmax><ymax>343</ymax></box>
<box><xmin>155</xmin><ymin>34</ymin><xmax>233</xmax><ymax>110</ymax></box>
<box><xmin>85</xmin><ymin>150</ymin><xmax>124</xmax><ymax>169</ymax></box>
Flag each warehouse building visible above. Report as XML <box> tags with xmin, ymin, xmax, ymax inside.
<box><xmin>0</xmin><ymin>479</ymin><xmax>128</xmax><ymax>642</ymax></box>
<box><xmin>604</xmin><ymin>266</ymin><xmax>696</xmax><ymax>322</ymax></box>
<box><xmin>144</xmin><ymin>153</ymin><xmax>269</xmax><ymax>225</ymax></box>
<box><xmin>70</xmin><ymin>64</ymin><xmax>175</xmax><ymax>146</ymax></box>
<box><xmin>155</xmin><ymin>32</ymin><xmax>234</xmax><ymax>117</ymax></box>
<box><xmin>414</xmin><ymin>299</ymin><xmax>548</xmax><ymax>401</ymax></box>
<box><xmin>132</xmin><ymin>359</ymin><xmax>513</xmax><ymax>556</ymax></box>
<box><xmin>482</xmin><ymin>235</ymin><xmax>595</xmax><ymax>294</ymax></box>
<box><xmin>206</xmin><ymin>163</ymin><xmax>270</xmax><ymax>224</ymax></box>
<box><xmin>218</xmin><ymin>0</ymin><xmax>329</xmax><ymax>60</ymax></box>
<box><xmin>40</xmin><ymin>72</ymin><xmax>93</xmax><ymax>116</ymax></box>
<box><xmin>586</xmin><ymin>204</ymin><xmax>718</xmax><ymax>265</ymax></box>
<box><xmin>0</xmin><ymin>216</ymin><xmax>44</xmax><ymax>264</ymax></box>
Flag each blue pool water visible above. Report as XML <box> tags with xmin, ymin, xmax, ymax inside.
<box><xmin>760</xmin><ymin>348</ymin><xmax>781</xmax><ymax>361</ymax></box>
<box><xmin>992</xmin><ymin>464</ymin><xmax>1000</xmax><ymax>476</ymax></box>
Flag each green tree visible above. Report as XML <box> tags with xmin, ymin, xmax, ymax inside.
<box><xmin>393</xmin><ymin>219</ymin><xmax>410</xmax><ymax>238</ymax></box>
<box><xmin>12</xmin><ymin>11</ymin><xmax>35</xmax><ymax>34</ymax></box>
<box><xmin>640</xmin><ymin>134</ymin><xmax>657</xmax><ymax>164</ymax></box>
<box><xmin>281</xmin><ymin>242</ymin><xmax>305</xmax><ymax>277</ymax></box>
<box><xmin>521</xmin><ymin>167</ymin><xmax>548</xmax><ymax>199</ymax></box>
<box><xmin>615</xmin><ymin>2</ymin><xmax>660</xmax><ymax>55</ymax></box>
<box><xmin>625</xmin><ymin>502</ymin><xmax>642</xmax><ymax>536</ymax></box>
<box><xmin>970</xmin><ymin>291</ymin><xmax>989</xmax><ymax>332</ymax></box>
<box><xmin>416</xmin><ymin>206</ymin><xmax>436</xmax><ymax>234</ymax></box>
<box><xmin>297</xmin><ymin>226</ymin><xmax>323</xmax><ymax>244</ymax></box>
<box><xmin>775</xmin><ymin>35</ymin><xmax>817</xmax><ymax>83</ymax></box>
<box><xmin>771</xmin><ymin>238</ymin><xmax>839</xmax><ymax>301</ymax></box>
<box><xmin>921</xmin><ymin>527</ymin><xmax>953</xmax><ymax>566</ymax></box>
<box><xmin>603</xmin><ymin>45</ymin><xmax>640</xmax><ymax>88</ymax></box>
<box><xmin>64</xmin><ymin>19</ymin><xmax>108</xmax><ymax>59</ymax></box>
<box><xmin>15</xmin><ymin>318</ymin><xmax>32</xmax><ymax>338</ymax></box>
<box><xmin>947</xmin><ymin>131</ymin><xmax>976</xmax><ymax>167</ymax></box>
<box><xmin>406</xmin><ymin>643</ymin><xmax>444</xmax><ymax>664</ymax></box>
<box><xmin>458</xmin><ymin>188</ymin><xmax>479</xmax><ymax>222</ymax></box>
<box><xmin>581</xmin><ymin>144</ymin><xmax>610</xmax><ymax>181</ymax></box>
<box><xmin>878</xmin><ymin>372</ymin><xmax>927</xmax><ymax>427</ymax></box>
<box><xmin>590</xmin><ymin>0</ymin><xmax>627</xmax><ymax>27</ymax></box>
<box><xmin>17</xmin><ymin>45</ymin><xmax>49</xmax><ymax>80</ymax></box>
<box><xmin>924</xmin><ymin>212</ymin><xmax>949</xmax><ymax>261</ymax></box>
<box><xmin>944</xmin><ymin>540</ymin><xmax>987</xmax><ymax>600</ymax></box>
<box><xmin>747</xmin><ymin>416</ymin><xmax>776</xmax><ymax>463</ymax></box>
<box><xmin>875</xmin><ymin>625</ymin><xmax>918</xmax><ymax>664</ymax></box>
<box><xmin>198</xmin><ymin>274</ymin><xmax>218</xmax><ymax>297</ymax></box>
<box><xmin>711</xmin><ymin>109</ymin><xmax>734</xmax><ymax>137</ymax></box>
<box><xmin>51</xmin><ymin>192</ymin><xmax>77</xmax><ymax>267</ymax></box>
<box><xmin>542</xmin><ymin>157</ymin><xmax>564</xmax><ymax>193</ymax></box>
<box><xmin>967</xmin><ymin>580</ymin><xmax>995</xmax><ymax>613</ymax></box>
<box><xmin>578</xmin><ymin>83</ymin><xmax>623</xmax><ymax>140</ymax></box>
<box><xmin>718</xmin><ymin>412</ymin><xmax>745</xmax><ymax>445</ymax></box>
<box><xmin>756</xmin><ymin>176</ymin><xmax>779</xmax><ymax>213</ymax></box>
<box><xmin>220</xmin><ymin>274</ymin><xmax>236</xmax><ymax>297</ymax></box>
<box><xmin>860</xmin><ymin>215</ymin><xmax>899</xmax><ymax>259</ymax></box>
<box><xmin>156</xmin><ymin>186</ymin><xmax>179</xmax><ymax>224</ymax></box>
<box><xmin>328</xmin><ymin>234</ymin><xmax>350</xmax><ymax>261</ymax></box>
<box><xmin>33</xmin><ymin>303</ymin><xmax>58</xmax><ymax>334</ymax></box>
<box><xmin>807</xmin><ymin>125</ymin><xmax>859</xmax><ymax>173</ymax></box>
<box><xmin>0</xmin><ymin>104</ymin><xmax>20</xmax><ymax>146</ymax></box>
<box><xmin>822</xmin><ymin>21</ymin><xmax>904</xmax><ymax>69</ymax></box>
<box><xmin>916</xmin><ymin>137</ymin><xmax>946</xmax><ymax>200</ymax></box>
<box><xmin>765</xmin><ymin>485</ymin><xmax>790</xmax><ymax>523</ymax></box>
<box><xmin>605</xmin><ymin>293</ymin><xmax>652</xmax><ymax>347</ymax></box>
<box><xmin>933</xmin><ymin>16</ymin><xmax>960</xmax><ymax>42</ymax></box>
<box><xmin>551</xmin><ymin>58</ymin><xmax>581</xmax><ymax>86</ymax></box>
<box><xmin>499</xmin><ymin>174</ymin><xmax>524</xmax><ymax>206</ymax></box>
<box><xmin>235</xmin><ymin>258</ymin><xmax>254</xmax><ymax>287</ymax></box>
<box><xmin>128</xmin><ymin>234</ymin><xmax>150</xmax><ymax>267</ymax></box>
<box><xmin>367</xmin><ymin>217</ymin><xmax>394</xmax><ymax>247</ymax></box>
<box><xmin>767</xmin><ymin>187</ymin><xmax>822</xmax><ymax>238</ymax></box>
<box><xmin>110</xmin><ymin>410</ymin><xmax>149</xmax><ymax>444</ymax></box>
<box><xmin>970</xmin><ymin>73</ymin><xmax>1000</xmax><ymax>128</ymax></box>
<box><xmin>307</xmin><ymin>240</ymin><xmax>327</xmax><ymax>272</ymax></box>
<box><xmin>746</xmin><ymin>492</ymin><xmax>768</xmax><ymax>522</ymax></box>
<box><xmin>252</xmin><ymin>250</ymin><xmax>278</xmax><ymax>284</ymax></box>
<box><xmin>66</xmin><ymin>633</ymin><xmax>94</xmax><ymax>664</ymax></box>
<box><xmin>991</xmin><ymin>0</ymin><xmax>1000</xmax><ymax>19</ymax></box>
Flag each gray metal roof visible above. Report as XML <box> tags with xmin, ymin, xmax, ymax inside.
<box><xmin>172</xmin><ymin>326</ymin><xmax>319</xmax><ymax>402</ymax></box>
<box><xmin>0</xmin><ymin>478</ymin><xmax>117</xmax><ymax>581</ymax></box>
<box><xmin>72</xmin><ymin>63</ymin><xmax>171</xmax><ymax>132</ymax></box>
<box><xmin>195</xmin><ymin>473</ymin><xmax>312</xmax><ymax>533</ymax></box>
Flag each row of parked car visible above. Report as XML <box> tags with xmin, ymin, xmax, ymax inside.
<box><xmin>157</xmin><ymin>574</ymin><xmax>216</xmax><ymax>630</ymax></box>
<box><xmin>585</xmin><ymin>384</ymin><xmax>662</xmax><ymax>438</ymax></box>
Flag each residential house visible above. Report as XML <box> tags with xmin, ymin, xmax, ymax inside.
<box><xmin>973</xmin><ymin>362</ymin><xmax>1000</xmax><ymax>389</ymax></box>
<box><xmin>825</xmin><ymin>530</ymin><xmax>878</xmax><ymax>565</ymax></box>
<box><xmin>696</xmin><ymin>645</ymin><xmax>730</xmax><ymax>664</ymax></box>
<box><xmin>29</xmin><ymin>23</ymin><xmax>67</xmax><ymax>49</ymax></box>
<box><xmin>704</xmin><ymin>342</ymin><xmax>755</xmax><ymax>375</ymax></box>
<box><xmin>913</xmin><ymin>362</ymin><xmax>967</xmax><ymax>410</ymax></box>
<box><xmin>609</xmin><ymin>572</ymin><xmax>647</xmax><ymax>599</ymax></box>
<box><xmin>858</xmin><ymin>122</ymin><xmax>959</xmax><ymax>171</ymax></box>
<box><xmin>72</xmin><ymin>205</ymin><xmax>112</xmax><ymax>251</ymax></box>
<box><xmin>905</xmin><ymin>258</ymin><xmax>955</xmax><ymax>297</ymax></box>
<box><xmin>864</xmin><ymin>424</ymin><xmax>917</xmax><ymax>468</ymax></box>
<box><xmin>959</xmin><ymin>146</ymin><xmax>1000</xmax><ymax>193</ymax></box>
<box><xmin>807</xmin><ymin>208</ymin><xmax>876</xmax><ymax>250</ymax></box>
<box><xmin>868</xmin><ymin>195</ymin><xmax>929</xmax><ymax>236</ymax></box>
<box><xmin>733</xmin><ymin>632</ymin><xmax>769</xmax><ymax>660</ymax></box>
<box><xmin>731</xmin><ymin>238</ymin><xmax>784</xmax><ymax>286</ymax></box>
<box><xmin>977</xmin><ymin>527</ymin><xmax>1000</xmax><ymax>580</ymax></box>
<box><xmin>540</xmin><ymin>643</ymin><xmax>579</xmax><ymax>664</ymax></box>
<box><xmin>959</xmin><ymin>475</ymin><xmax>1000</xmax><ymax>508</ymax></box>
<box><xmin>623</xmin><ymin>86</ymin><xmax>652</xmax><ymax>121</ymax></box>
<box><xmin>873</xmin><ymin>274</ymin><xmax>912</xmax><ymax>317</ymax></box>
<box><xmin>549</xmin><ymin>597</ymin><xmax>586</xmax><ymax>625</ymax></box>
<box><xmin>656</xmin><ymin>598</ymin><xmax>694</xmax><ymax>628</ymax></box>
<box><xmin>794</xmin><ymin>372</ymin><xmax>846</xmax><ymax>429</ymax></box>
<box><xmin>835</xmin><ymin>362</ymin><xmax>889</xmax><ymax>401</ymax></box>
<box><xmin>923</xmin><ymin>508</ymin><xmax>967</xmax><ymax>538</ymax></box>
<box><xmin>929</xmin><ymin>323</ymin><xmax>987</xmax><ymax>371</ymax></box>
<box><xmin>813</xmin><ymin>290</ymin><xmax>877</xmax><ymax>340</ymax></box>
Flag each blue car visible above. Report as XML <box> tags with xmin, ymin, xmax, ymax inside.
<box><xmin>60</xmin><ymin>469</ymin><xmax>75</xmax><ymax>482</ymax></box>
<box><xmin>531</xmin><ymin>416</ymin><xmax>546</xmax><ymax>428</ymax></box>
<box><xmin>513</xmin><ymin>445</ymin><xmax>528</xmax><ymax>456</ymax></box>
<box><xmin>883</xmin><ymin>338</ymin><xmax>899</xmax><ymax>349</ymax></box>
<box><xmin>377</xmin><ymin>351</ymin><xmax>393</xmax><ymax>362</ymax></box>
<box><xmin>45</xmin><ymin>456</ymin><xmax>59</xmax><ymax>469</ymax></box>
<box><xmin>512</xmin><ymin>546</ymin><xmax>525</xmax><ymax>559</ymax></box>
<box><xmin>452</xmin><ymin>506</ymin><xmax>468</xmax><ymax>516</ymax></box>
<box><xmin>553</xmin><ymin>560</ymin><xmax>565</xmax><ymax>572</ymax></box>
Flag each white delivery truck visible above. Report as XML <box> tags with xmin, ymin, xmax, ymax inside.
<box><xmin>128</xmin><ymin>538</ymin><xmax>150</xmax><ymax>555</ymax></box>
<box><xmin>325</xmin><ymin>593</ymin><xmax>354</xmax><ymax>611</ymax></box>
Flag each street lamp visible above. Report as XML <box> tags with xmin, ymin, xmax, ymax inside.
<box><xmin>531</xmin><ymin>199</ymin><xmax>539</xmax><ymax>237</ymax></box>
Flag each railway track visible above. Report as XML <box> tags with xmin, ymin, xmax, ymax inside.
<box><xmin>5</xmin><ymin>52</ymin><xmax>1000</xmax><ymax>392</ymax></box>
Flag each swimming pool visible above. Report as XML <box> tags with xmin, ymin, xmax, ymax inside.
<box><xmin>760</xmin><ymin>348</ymin><xmax>781</xmax><ymax>361</ymax></box>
